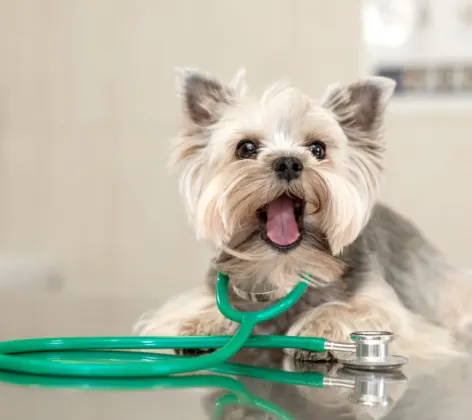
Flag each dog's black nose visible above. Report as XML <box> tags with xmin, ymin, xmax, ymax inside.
<box><xmin>272</xmin><ymin>157</ymin><xmax>303</xmax><ymax>181</ymax></box>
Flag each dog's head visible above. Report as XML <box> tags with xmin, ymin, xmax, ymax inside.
<box><xmin>171</xmin><ymin>68</ymin><xmax>394</xmax><ymax>287</ymax></box>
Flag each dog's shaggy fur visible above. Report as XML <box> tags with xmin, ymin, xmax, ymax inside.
<box><xmin>134</xmin><ymin>68</ymin><xmax>472</xmax><ymax>360</ymax></box>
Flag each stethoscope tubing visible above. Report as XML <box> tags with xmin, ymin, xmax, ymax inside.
<box><xmin>0</xmin><ymin>272</ymin><xmax>325</xmax><ymax>377</ymax></box>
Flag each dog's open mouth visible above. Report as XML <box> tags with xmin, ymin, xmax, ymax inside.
<box><xmin>258</xmin><ymin>194</ymin><xmax>305</xmax><ymax>251</ymax></box>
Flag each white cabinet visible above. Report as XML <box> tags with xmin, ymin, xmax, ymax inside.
<box><xmin>364</xmin><ymin>0</ymin><xmax>472</xmax><ymax>94</ymax></box>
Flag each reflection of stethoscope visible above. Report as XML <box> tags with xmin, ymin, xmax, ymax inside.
<box><xmin>319</xmin><ymin>368</ymin><xmax>407</xmax><ymax>408</ymax></box>
<box><xmin>0</xmin><ymin>356</ymin><xmax>408</xmax><ymax>419</ymax></box>
<box><xmin>0</xmin><ymin>272</ymin><xmax>407</xmax><ymax>377</ymax></box>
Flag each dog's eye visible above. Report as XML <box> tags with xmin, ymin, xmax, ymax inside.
<box><xmin>308</xmin><ymin>141</ymin><xmax>326</xmax><ymax>160</ymax></box>
<box><xmin>236</xmin><ymin>140</ymin><xmax>258</xmax><ymax>159</ymax></box>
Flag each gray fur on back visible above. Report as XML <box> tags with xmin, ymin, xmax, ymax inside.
<box><xmin>348</xmin><ymin>203</ymin><xmax>448</xmax><ymax>325</ymax></box>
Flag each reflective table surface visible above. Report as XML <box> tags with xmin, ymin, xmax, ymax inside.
<box><xmin>0</xmin><ymin>292</ymin><xmax>471</xmax><ymax>420</ymax></box>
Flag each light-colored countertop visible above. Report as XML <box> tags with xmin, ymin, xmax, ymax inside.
<box><xmin>0</xmin><ymin>292</ymin><xmax>471</xmax><ymax>420</ymax></box>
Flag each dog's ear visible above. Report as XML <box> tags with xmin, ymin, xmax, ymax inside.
<box><xmin>176</xmin><ymin>68</ymin><xmax>246</xmax><ymax>127</ymax></box>
<box><xmin>321</xmin><ymin>77</ymin><xmax>395</xmax><ymax>140</ymax></box>
<box><xmin>320</xmin><ymin>77</ymin><xmax>395</xmax><ymax>255</ymax></box>
<box><xmin>229</xmin><ymin>67</ymin><xmax>248</xmax><ymax>97</ymax></box>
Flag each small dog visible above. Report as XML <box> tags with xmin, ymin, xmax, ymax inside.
<box><xmin>135</xmin><ymin>67</ymin><xmax>472</xmax><ymax>360</ymax></box>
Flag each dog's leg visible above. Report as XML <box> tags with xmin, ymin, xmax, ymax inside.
<box><xmin>285</xmin><ymin>302</ymin><xmax>385</xmax><ymax>362</ymax></box>
<box><xmin>432</xmin><ymin>268</ymin><xmax>472</xmax><ymax>336</ymax></box>
<box><xmin>285</xmin><ymin>277</ymin><xmax>460</xmax><ymax>361</ymax></box>
<box><xmin>133</xmin><ymin>287</ymin><xmax>238</xmax><ymax>354</ymax></box>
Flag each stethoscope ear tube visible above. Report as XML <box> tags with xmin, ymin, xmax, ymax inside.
<box><xmin>215</xmin><ymin>272</ymin><xmax>308</xmax><ymax>323</ymax></box>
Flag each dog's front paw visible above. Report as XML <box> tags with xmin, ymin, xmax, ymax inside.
<box><xmin>174</xmin><ymin>314</ymin><xmax>238</xmax><ymax>356</ymax></box>
<box><xmin>134</xmin><ymin>291</ymin><xmax>238</xmax><ymax>355</ymax></box>
<box><xmin>285</xmin><ymin>315</ymin><xmax>350</xmax><ymax>362</ymax></box>
<box><xmin>135</xmin><ymin>313</ymin><xmax>236</xmax><ymax>355</ymax></box>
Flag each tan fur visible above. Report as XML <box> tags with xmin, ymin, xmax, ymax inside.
<box><xmin>285</xmin><ymin>277</ymin><xmax>461</xmax><ymax>361</ymax></box>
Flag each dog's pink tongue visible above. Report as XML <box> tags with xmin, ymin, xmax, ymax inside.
<box><xmin>266</xmin><ymin>195</ymin><xmax>300</xmax><ymax>246</ymax></box>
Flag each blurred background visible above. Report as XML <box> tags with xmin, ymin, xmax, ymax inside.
<box><xmin>0</xmin><ymin>0</ymin><xmax>470</xmax><ymax>297</ymax></box>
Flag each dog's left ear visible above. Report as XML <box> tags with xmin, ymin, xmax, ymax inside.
<box><xmin>319</xmin><ymin>77</ymin><xmax>395</xmax><ymax>256</ymax></box>
<box><xmin>176</xmin><ymin>67</ymin><xmax>247</xmax><ymax>127</ymax></box>
<box><xmin>321</xmin><ymin>76</ymin><xmax>395</xmax><ymax>140</ymax></box>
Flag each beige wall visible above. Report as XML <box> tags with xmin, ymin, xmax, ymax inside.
<box><xmin>0</xmin><ymin>1</ymin><xmax>470</xmax><ymax>297</ymax></box>
<box><xmin>383</xmin><ymin>105</ymin><xmax>472</xmax><ymax>267</ymax></box>
<box><xmin>0</xmin><ymin>0</ymin><xmax>362</xmax><ymax>296</ymax></box>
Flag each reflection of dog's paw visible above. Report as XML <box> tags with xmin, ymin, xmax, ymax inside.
<box><xmin>283</xmin><ymin>355</ymin><xmax>337</xmax><ymax>375</ymax></box>
<box><xmin>289</xmin><ymin>348</ymin><xmax>335</xmax><ymax>362</ymax></box>
<box><xmin>175</xmin><ymin>348</ymin><xmax>216</xmax><ymax>356</ymax></box>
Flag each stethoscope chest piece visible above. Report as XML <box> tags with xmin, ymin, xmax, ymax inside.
<box><xmin>337</xmin><ymin>331</ymin><xmax>408</xmax><ymax>371</ymax></box>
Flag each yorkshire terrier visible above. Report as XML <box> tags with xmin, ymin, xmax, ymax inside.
<box><xmin>134</xmin><ymin>67</ymin><xmax>472</xmax><ymax>360</ymax></box>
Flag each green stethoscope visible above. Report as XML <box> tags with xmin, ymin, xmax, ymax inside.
<box><xmin>0</xmin><ymin>353</ymin><xmax>408</xmax><ymax>418</ymax></box>
<box><xmin>1</xmin><ymin>373</ymin><xmax>297</xmax><ymax>420</ymax></box>
<box><xmin>0</xmin><ymin>272</ymin><xmax>407</xmax><ymax>377</ymax></box>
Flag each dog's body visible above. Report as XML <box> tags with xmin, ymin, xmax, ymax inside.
<box><xmin>135</xmin><ymin>68</ymin><xmax>472</xmax><ymax>359</ymax></box>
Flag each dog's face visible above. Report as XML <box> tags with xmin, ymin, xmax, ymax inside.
<box><xmin>171</xmin><ymin>68</ymin><xmax>394</xmax><ymax>288</ymax></box>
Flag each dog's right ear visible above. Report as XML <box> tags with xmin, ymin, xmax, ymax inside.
<box><xmin>176</xmin><ymin>68</ymin><xmax>238</xmax><ymax>127</ymax></box>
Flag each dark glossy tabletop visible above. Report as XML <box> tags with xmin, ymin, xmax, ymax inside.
<box><xmin>0</xmin><ymin>292</ymin><xmax>471</xmax><ymax>420</ymax></box>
